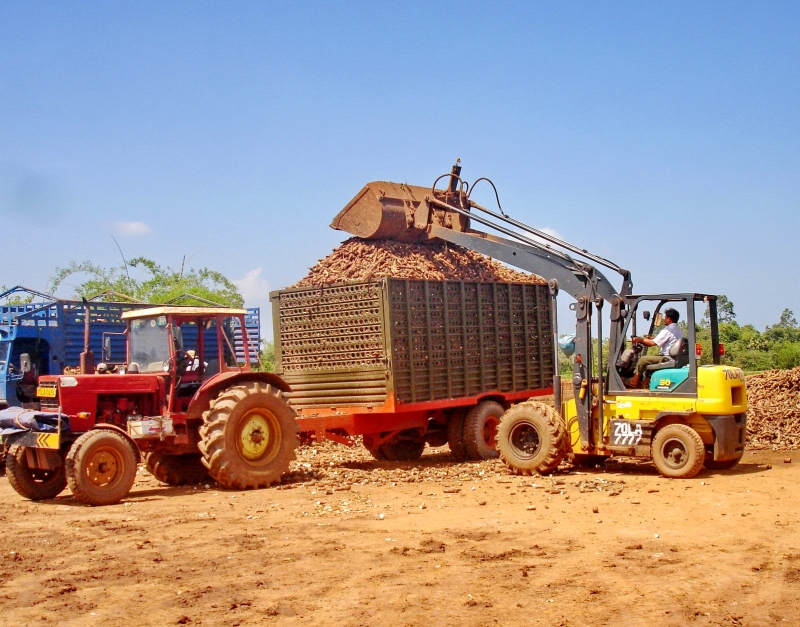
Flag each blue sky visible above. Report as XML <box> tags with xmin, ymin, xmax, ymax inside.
<box><xmin>1</xmin><ymin>1</ymin><xmax>798</xmax><ymax>337</ymax></box>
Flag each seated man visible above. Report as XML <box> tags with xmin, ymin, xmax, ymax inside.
<box><xmin>629</xmin><ymin>308</ymin><xmax>684</xmax><ymax>388</ymax></box>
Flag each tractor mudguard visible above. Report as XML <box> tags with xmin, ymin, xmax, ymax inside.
<box><xmin>92</xmin><ymin>423</ymin><xmax>142</xmax><ymax>464</ymax></box>
<box><xmin>185</xmin><ymin>372</ymin><xmax>292</xmax><ymax>422</ymax></box>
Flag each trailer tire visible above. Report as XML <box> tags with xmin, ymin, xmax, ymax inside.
<box><xmin>146</xmin><ymin>452</ymin><xmax>210</xmax><ymax>486</ymax></box>
<box><xmin>651</xmin><ymin>424</ymin><xmax>705</xmax><ymax>479</ymax></box>
<box><xmin>497</xmin><ymin>401</ymin><xmax>568</xmax><ymax>476</ymax></box>
<box><xmin>379</xmin><ymin>436</ymin><xmax>425</xmax><ymax>462</ymax></box>
<box><xmin>704</xmin><ymin>452</ymin><xmax>743</xmax><ymax>471</ymax></box>
<box><xmin>5</xmin><ymin>445</ymin><xmax>67</xmax><ymax>501</ymax></box>
<box><xmin>463</xmin><ymin>401</ymin><xmax>504</xmax><ymax>461</ymax></box>
<box><xmin>199</xmin><ymin>382</ymin><xmax>298</xmax><ymax>490</ymax></box>
<box><xmin>66</xmin><ymin>430</ymin><xmax>138</xmax><ymax>506</ymax></box>
<box><xmin>446</xmin><ymin>408</ymin><xmax>469</xmax><ymax>462</ymax></box>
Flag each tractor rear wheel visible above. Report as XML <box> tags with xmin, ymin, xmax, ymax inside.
<box><xmin>651</xmin><ymin>424</ymin><xmax>705</xmax><ymax>479</ymax></box>
<box><xmin>446</xmin><ymin>408</ymin><xmax>469</xmax><ymax>462</ymax></box>
<box><xmin>463</xmin><ymin>400</ymin><xmax>504</xmax><ymax>461</ymax></box>
<box><xmin>198</xmin><ymin>382</ymin><xmax>298</xmax><ymax>490</ymax></box>
<box><xmin>146</xmin><ymin>452</ymin><xmax>210</xmax><ymax>486</ymax></box>
<box><xmin>497</xmin><ymin>401</ymin><xmax>568</xmax><ymax>476</ymax></box>
<box><xmin>66</xmin><ymin>430</ymin><xmax>138</xmax><ymax>506</ymax></box>
<box><xmin>5</xmin><ymin>445</ymin><xmax>67</xmax><ymax>500</ymax></box>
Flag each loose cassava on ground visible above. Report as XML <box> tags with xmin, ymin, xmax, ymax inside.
<box><xmin>746</xmin><ymin>367</ymin><xmax>800</xmax><ymax>449</ymax></box>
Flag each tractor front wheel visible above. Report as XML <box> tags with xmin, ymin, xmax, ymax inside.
<box><xmin>198</xmin><ymin>382</ymin><xmax>298</xmax><ymax>490</ymax></box>
<box><xmin>497</xmin><ymin>401</ymin><xmax>568</xmax><ymax>476</ymax></box>
<box><xmin>66</xmin><ymin>430</ymin><xmax>138</xmax><ymax>506</ymax></box>
<box><xmin>5</xmin><ymin>445</ymin><xmax>67</xmax><ymax>500</ymax></box>
<box><xmin>651</xmin><ymin>424</ymin><xmax>705</xmax><ymax>479</ymax></box>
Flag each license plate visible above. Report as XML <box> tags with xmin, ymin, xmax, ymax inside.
<box><xmin>36</xmin><ymin>386</ymin><xmax>57</xmax><ymax>398</ymax></box>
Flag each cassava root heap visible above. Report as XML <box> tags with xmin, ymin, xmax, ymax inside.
<box><xmin>293</xmin><ymin>238</ymin><xmax>545</xmax><ymax>288</ymax></box>
<box><xmin>746</xmin><ymin>367</ymin><xmax>800</xmax><ymax>449</ymax></box>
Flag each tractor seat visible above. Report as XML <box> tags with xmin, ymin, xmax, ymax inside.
<box><xmin>644</xmin><ymin>338</ymin><xmax>689</xmax><ymax>374</ymax></box>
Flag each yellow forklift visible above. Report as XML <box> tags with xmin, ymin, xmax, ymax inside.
<box><xmin>331</xmin><ymin>162</ymin><xmax>747</xmax><ymax>478</ymax></box>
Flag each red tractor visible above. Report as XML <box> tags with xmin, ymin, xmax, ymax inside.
<box><xmin>1</xmin><ymin>307</ymin><xmax>298</xmax><ymax>505</ymax></box>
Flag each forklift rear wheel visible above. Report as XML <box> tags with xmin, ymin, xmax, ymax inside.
<box><xmin>199</xmin><ymin>382</ymin><xmax>299</xmax><ymax>490</ymax></box>
<box><xmin>463</xmin><ymin>401</ymin><xmax>504</xmax><ymax>461</ymax></box>
<box><xmin>5</xmin><ymin>445</ymin><xmax>67</xmax><ymax>500</ymax></box>
<box><xmin>446</xmin><ymin>408</ymin><xmax>470</xmax><ymax>462</ymax></box>
<box><xmin>66</xmin><ymin>430</ymin><xmax>138</xmax><ymax>506</ymax></box>
<box><xmin>651</xmin><ymin>424</ymin><xmax>705</xmax><ymax>479</ymax></box>
<box><xmin>146</xmin><ymin>452</ymin><xmax>210</xmax><ymax>486</ymax></box>
<box><xmin>497</xmin><ymin>401</ymin><xmax>568</xmax><ymax>476</ymax></box>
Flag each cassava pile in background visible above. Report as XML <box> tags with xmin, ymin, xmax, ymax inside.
<box><xmin>746</xmin><ymin>367</ymin><xmax>800</xmax><ymax>449</ymax></box>
<box><xmin>292</xmin><ymin>238</ymin><xmax>545</xmax><ymax>287</ymax></box>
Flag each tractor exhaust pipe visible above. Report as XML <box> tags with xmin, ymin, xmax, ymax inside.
<box><xmin>80</xmin><ymin>297</ymin><xmax>94</xmax><ymax>375</ymax></box>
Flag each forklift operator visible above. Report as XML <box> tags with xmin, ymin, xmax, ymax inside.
<box><xmin>629</xmin><ymin>308</ymin><xmax>684</xmax><ymax>387</ymax></box>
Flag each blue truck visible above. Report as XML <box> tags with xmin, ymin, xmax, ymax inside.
<box><xmin>0</xmin><ymin>286</ymin><xmax>261</xmax><ymax>410</ymax></box>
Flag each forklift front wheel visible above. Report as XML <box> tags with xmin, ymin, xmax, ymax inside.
<box><xmin>651</xmin><ymin>424</ymin><xmax>705</xmax><ymax>479</ymax></box>
<box><xmin>497</xmin><ymin>401</ymin><xmax>568</xmax><ymax>476</ymax></box>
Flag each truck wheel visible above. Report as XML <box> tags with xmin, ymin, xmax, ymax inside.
<box><xmin>146</xmin><ymin>452</ymin><xmax>210</xmax><ymax>486</ymax></box>
<box><xmin>5</xmin><ymin>445</ymin><xmax>67</xmax><ymax>500</ymax></box>
<box><xmin>379</xmin><ymin>434</ymin><xmax>426</xmax><ymax>462</ymax></box>
<box><xmin>199</xmin><ymin>382</ymin><xmax>299</xmax><ymax>490</ymax></box>
<box><xmin>463</xmin><ymin>400</ymin><xmax>504</xmax><ymax>461</ymax></box>
<box><xmin>497</xmin><ymin>401</ymin><xmax>568</xmax><ymax>476</ymax></box>
<box><xmin>704</xmin><ymin>453</ymin><xmax>743</xmax><ymax>471</ymax></box>
<box><xmin>651</xmin><ymin>424</ymin><xmax>705</xmax><ymax>479</ymax></box>
<box><xmin>446</xmin><ymin>408</ymin><xmax>469</xmax><ymax>462</ymax></box>
<box><xmin>66</xmin><ymin>430</ymin><xmax>138</xmax><ymax>506</ymax></box>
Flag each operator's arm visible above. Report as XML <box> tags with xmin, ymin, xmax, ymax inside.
<box><xmin>632</xmin><ymin>335</ymin><xmax>657</xmax><ymax>347</ymax></box>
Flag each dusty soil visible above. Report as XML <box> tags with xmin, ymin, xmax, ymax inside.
<box><xmin>0</xmin><ymin>446</ymin><xmax>798</xmax><ymax>627</ymax></box>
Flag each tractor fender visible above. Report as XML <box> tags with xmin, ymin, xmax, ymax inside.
<box><xmin>185</xmin><ymin>372</ymin><xmax>292</xmax><ymax>422</ymax></box>
<box><xmin>92</xmin><ymin>423</ymin><xmax>143</xmax><ymax>464</ymax></box>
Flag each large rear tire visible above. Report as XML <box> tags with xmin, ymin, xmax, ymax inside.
<box><xmin>66</xmin><ymin>430</ymin><xmax>138</xmax><ymax>506</ymax></box>
<box><xmin>446</xmin><ymin>408</ymin><xmax>469</xmax><ymax>462</ymax></box>
<box><xmin>146</xmin><ymin>452</ymin><xmax>210</xmax><ymax>486</ymax></box>
<box><xmin>497</xmin><ymin>401</ymin><xmax>568</xmax><ymax>476</ymax></box>
<box><xmin>651</xmin><ymin>424</ymin><xmax>705</xmax><ymax>479</ymax></box>
<box><xmin>5</xmin><ymin>445</ymin><xmax>67</xmax><ymax>500</ymax></box>
<box><xmin>463</xmin><ymin>400</ymin><xmax>504</xmax><ymax>461</ymax></box>
<box><xmin>198</xmin><ymin>382</ymin><xmax>298</xmax><ymax>490</ymax></box>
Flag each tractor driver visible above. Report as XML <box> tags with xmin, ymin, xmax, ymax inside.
<box><xmin>628</xmin><ymin>308</ymin><xmax>684</xmax><ymax>388</ymax></box>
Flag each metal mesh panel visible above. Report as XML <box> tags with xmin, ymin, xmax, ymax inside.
<box><xmin>388</xmin><ymin>280</ymin><xmax>554</xmax><ymax>403</ymax></box>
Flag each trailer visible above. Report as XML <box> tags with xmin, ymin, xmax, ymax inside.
<box><xmin>0</xmin><ymin>286</ymin><xmax>261</xmax><ymax>410</ymax></box>
<box><xmin>271</xmin><ymin>277</ymin><xmax>555</xmax><ymax>461</ymax></box>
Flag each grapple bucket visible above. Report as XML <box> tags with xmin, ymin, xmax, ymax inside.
<box><xmin>331</xmin><ymin>180</ymin><xmax>470</xmax><ymax>242</ymax></box>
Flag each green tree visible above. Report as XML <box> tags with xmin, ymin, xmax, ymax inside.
<box><xmin>48</xmin><ymin>258</ymin><xmax>244</xmax><ymax>307</ymax></box>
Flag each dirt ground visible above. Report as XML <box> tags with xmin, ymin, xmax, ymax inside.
<box><xmin>0</xmin><ymin>445</ymin><xmax>798</xmax><ymax>627</ymax></box>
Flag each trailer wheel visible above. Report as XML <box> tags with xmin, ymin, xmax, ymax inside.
<box><xmin>651</xmin><ymin>424</ymin><xmax>705</xmax><ymax>479</ymax></box>
<box><xmin>146</xmin><ymin>452</ymin><xmax>210</xmax><ymax>486</ymax></box>
<box><xmin>704</xmin><ymin>452</ymin><xmax>743</xmax><ymax>471</ymax></box>
<box><xmin>199</xmin><ymin>382</ymin><xmax>298</xmax><ymax>490</ymax></box>
<box><xmin>446</xmin><ymin>408</ymin><xmax>469</xmax><ymax>462</ymax></box>
<box><xmin>379</xmin><ymin>435</ymin><xmax>425</xmax><ymax>462</ymax></box>
<box><xmin>5</xmin><ymin>445</ymin><xmax>67</xmax><ymax>501</ymax></box>
<box><xmin>66</xmin><ymin>430</ymin><xmax>138</xmax><ymax>506</ymax></box>
<box><xmin>463</xmin><ymin>401</ymin><xmax>504</xmax><ymax>461</ymax></box>
<box><xmin>497</xmin><ymin>401</ymin><xmax>568</xmax><ymax>476</ymax></box>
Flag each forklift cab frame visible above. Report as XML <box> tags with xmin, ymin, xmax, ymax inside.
<box><xmin>606</xmin><ymin>293</ymin><xmax>721</xmax><ymax>397</ymax></box>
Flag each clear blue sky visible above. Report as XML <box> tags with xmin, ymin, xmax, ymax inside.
<box><xmin>1</xmin><ymin>2</ymin><xmax>798</xmax><ymax>337</ymax></box>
